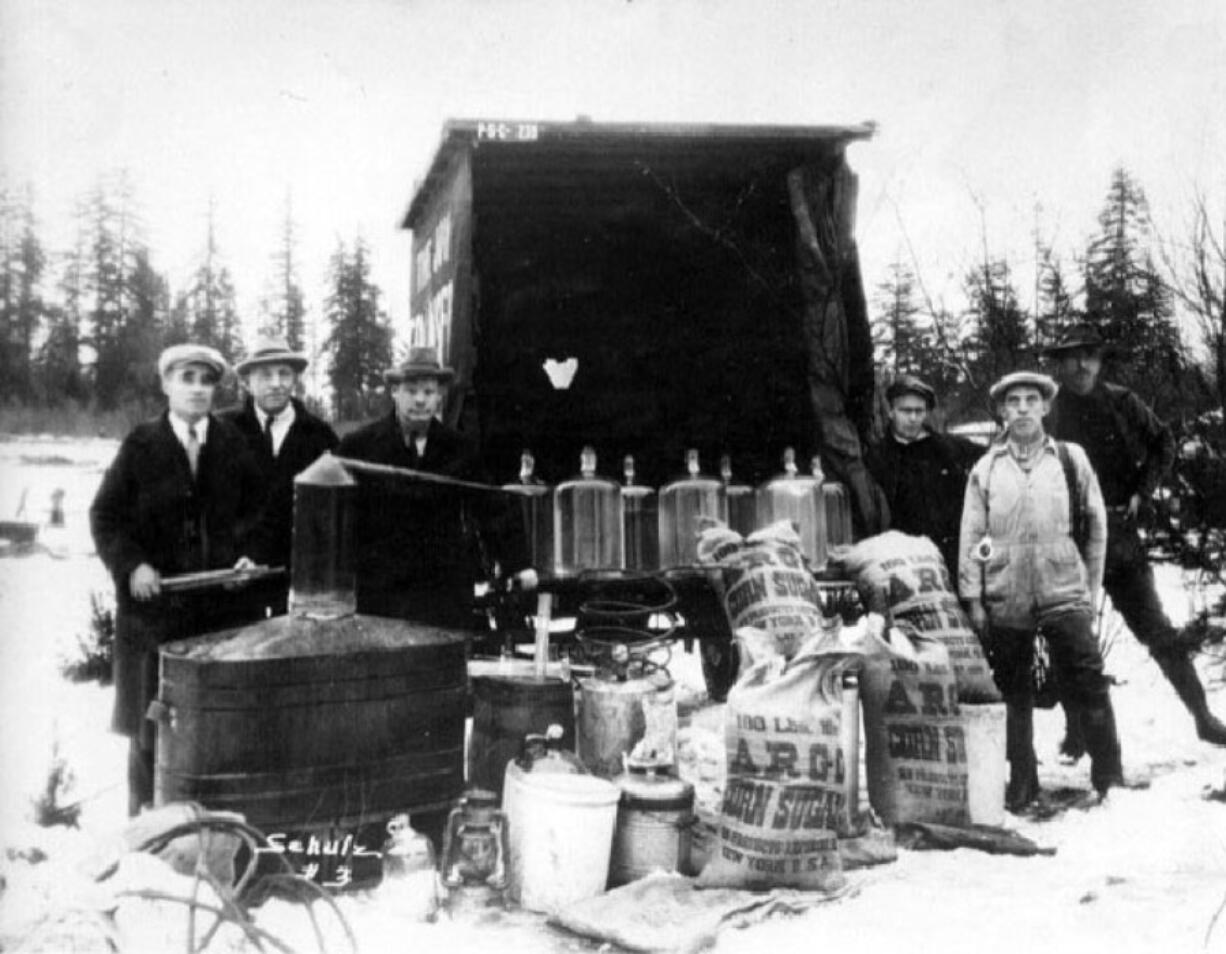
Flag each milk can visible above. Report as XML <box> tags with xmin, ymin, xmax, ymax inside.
<box><xmin>608</xmin><ymin>758</ymin><xmax>695</xmax><ymax>887</ymax></box>
<box><xmin>720</xmin><ymin>454</ymin><xmax>757</xmax><ymax>538</ymax></box>
<box><xmin>621</xmin><ymin>455</ymin><xmax>659</xmax><ymax>573</ymax></box>
<box><xmin>757</xmin><ymin>447</ymin><xmax>828</xmax><ymax>571</ymax></box>
<box><xmin>502</xmin><ymin>450</ymin><xmax>553</xmax><ymax>577</ymax></box>
<box><xmin>658</xmin><ymin>449</ymin><xmax>726</xmax><ymax>571</ymax></box>
<box><xmin>812</xmin><ymin>454</ymin><xmax>854</xmax><ymax>549</ymax></box>
<box><xmin>553</xmin><ymin>446</ymin><xmax>623</xmax><ymax>576</ymax></box>
<box><xmin>577</xmin><ymin>641</ymin><xmax>678</xmax><ymax>777</ymax></box>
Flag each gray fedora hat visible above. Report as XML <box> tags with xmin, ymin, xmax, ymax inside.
<box><xmin>384</xmin><ymin>346</ymin><xmax>455</xmax><ymax>385</ymax></box>
<box><xmin>235</xmin><ymin>336</ymin><xmax>309</xmax><ymax>376</ymax></box>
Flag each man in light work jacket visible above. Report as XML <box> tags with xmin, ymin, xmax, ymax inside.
<box><xmin>1045</xmin><ymin>322</ymin><xmax>1226</xmax><ymax>749</ymax></box>
<box><xmin>222</xmin><ymin>336</ymin><xmax>339</xmax><ymax>612</ymax></box>
<box><xmin>960</xmin><ymin>370</ymin><xmax>1123</xmax><ymax>810</ymax></box>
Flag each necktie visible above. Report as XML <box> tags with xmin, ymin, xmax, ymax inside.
<box><xmin>263</xmin><ymin>413</ymin><xmax>276</xmax><ymax>457</ymax></box>
<box><xmin>186</xmin><ymin>424</ymin><xmax>200</xmax><ymax>478</ymax></box>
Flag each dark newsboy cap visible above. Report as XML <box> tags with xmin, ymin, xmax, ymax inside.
<box><xmin>885</xmin><ymin>374</ymin><xmax>936</xmax><ymax>409</ymax></box>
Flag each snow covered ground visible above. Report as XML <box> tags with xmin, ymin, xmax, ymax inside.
<box><xmin>1</xmin><ymin>436</ymin><xmax>1224</xmax><ymax>954</ymax></box>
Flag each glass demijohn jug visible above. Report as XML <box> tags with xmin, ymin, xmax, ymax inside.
<box><xmin>552</xmin><ymin>446</ymin><xmax>623</xmax><ymax>575</ymax></box>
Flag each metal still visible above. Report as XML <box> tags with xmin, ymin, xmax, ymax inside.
<box><xmin>577</xmin><ymin>640</ymin><xmax>678</xmax><ymax>777</ymax></box>
<box><xmin>288</xmin><ymin>452</ymin><xmax>357</xmax><ymax>620</ymax></box>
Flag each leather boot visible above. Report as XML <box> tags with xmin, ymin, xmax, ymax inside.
<box><xmin>1058</xmin><ymin>698</ymin><xmax>1087</xmax><ymax>763</ymax></box>
<box><xmin>1005</xmin><ymin>701</ymin><xmax>1040</xmax><ymax>811</ymax></box>
<box><xmin>1080</xmin><ymin>697</ymin><xmax>1124</xmax><ymax>797</ymax></box>
<box><xmin>1153</xmin><ymin>649</ymin><xmax>1226</xmax><ymax>745</ymax></box>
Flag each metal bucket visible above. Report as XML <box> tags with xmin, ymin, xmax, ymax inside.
<box><xmin>468</xmin><ymin>675</ymin><xmax>576</xmax><ymax>798</ymax></box>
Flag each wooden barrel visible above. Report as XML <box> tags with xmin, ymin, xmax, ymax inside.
<box><xmin>155</xmin><ymin>613</ymin><xmax>468</xmax><ymax>831</ymax></box>
<box><xmin>468</xmin><ymin>675</ymin><xmax>576</xmax><ymax>798</ymax></box>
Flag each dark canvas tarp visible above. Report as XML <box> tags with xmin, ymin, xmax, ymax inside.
<box><xmin>788</xmin><ymin>159</ymin><xmax>886</xmax><ymax>535</ymax></box>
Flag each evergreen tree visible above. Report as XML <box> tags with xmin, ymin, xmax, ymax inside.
<box><xmin>1084</xmin><ymin>168</ymin><xmax>1183</xmax><ymax>412</ymax></box>
<box><xmin>260</xmin><ymin>196</ymin><xmax>307</xmax><ymax>351</ymax></box>
<box><xmin>871</xmin><ymin>260</ymin><xmax>925</xmax><ymax>376</ymax></box>
<box><xmin>179</xmin><ymin>200</ymin><xmax>243</xmax><ymax>362</ymax></box>
<box><xmin>1034</xmin><ymin>244</ymin><xmax>1080</xmax><ymax>353</ymax></box>
<box><xmin>119</xmin><ymin>249</ymin><xmax>170</xmax><ymax>408</ymax></box>
<box><xmin>163</xmin><ymin>294</ymin><xmax>192</xmax><ymax>348</ymax></box>
<box><xmin>964</xmin><ymin>258</ymin><xmax>1032</xmax><ymax>411</ymax></box>
<box><xmin>81</xmin><ymin>181</ymin><xmax>131</xmax><ymax>409</ymax></box>
<box><xmin>323</xmin><ymin>238</ymin><xmax>393</xmax><ymax>421</ymax></box>
<box><xmin>37</xmin><ymin>207</ymin><xmax>89</xmax><ymax>405</ymax></box>
<box><xmin>1162</xmin><ymin>188</ymin><xmax>1226</xmax><ymax>413</ymax></box>
<box><xmin>917</xmin><ymin>307</ymin><xmax>970</xmax><ymax>414</ymax></box>
<box><xmin>0</xmin><ymin>184</ymin><xmax>47</xmax><ymax>402</ymax></box>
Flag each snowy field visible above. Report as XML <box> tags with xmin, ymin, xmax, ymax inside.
<box><xmin>1</xmin><ymin>436</ymin><xmax>1224</xmax><ymax>954</ymax></box>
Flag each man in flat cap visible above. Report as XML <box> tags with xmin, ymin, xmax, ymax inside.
<box><xmin>959</xmin><ymin>370</ymin><xmax>1123</xmax><ymax>809</ymax></box>
<box><xmin>1045</xmin><ymin>323</ymin><xmax>1226</xmax><ymax>750</ymax></box>
<box><xmin>337</xmin><ymin>346</ymin><xmax>536</xmax><ymax>630</ymax></box>
<box><xmin>865</xmin><ymin>374</ymin><xmax>983</xmax><ymax>579</ymax></box>
<box><xmin>91</xmin><ymin>343</ymin><xmax>265</xmax><ymax>814</ymax></box>
<box><xmin>222</xmin><ymin>336</ymin><xmax>338</xmax><ymax>612</ymax></box>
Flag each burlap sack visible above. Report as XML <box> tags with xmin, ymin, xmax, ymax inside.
<box><xmin>696</xmin><ymin>641</ymin><xmax>856</xmax><ymax>892</ymax></box>
<box><xmin>840</xmin><ymin>532</ymin><xmax>1001</xmax><ymax>703</ymax></box>
<box><xmin>854</xmin><ymin>618</ymin><xmax>972</xmax><ymax>827</ymax></box>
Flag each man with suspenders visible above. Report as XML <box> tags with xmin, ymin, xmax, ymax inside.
<box><xmin>960</xmin><ymin>371</ymin><xmax>1123</xmax><ymax>810</ymax></box>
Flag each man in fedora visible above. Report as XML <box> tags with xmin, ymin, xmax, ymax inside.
<box><xmin>1045</xmin><ymin>322</ymin><xmax>1226</xmax><ymax>750</ymax></box>
<box><xmin>865</xmin><ymin>373</ymin><xmax>983</xmax><ymax>579</ymax></box>
<box><xmin>336</xmin><ymin>346</ymin><xmax>537</xmax><ymax>628</ymax></box>
<box><xmin>92</xmin><ymin>343</ymin><xmax>266</xmax><ymax>813</ymax></box>
<box><xmin>222</xmin><ymin>336</ymin><xmax>338</xmax><ymax>611</ymax></box>
<box><xmin>960</xmin><ymin>370</ymin><xmax>1123</xmax><ymax>809</ymax></box>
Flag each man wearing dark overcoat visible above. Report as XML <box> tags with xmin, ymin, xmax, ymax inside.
<box><xmin>91</xmin><ymin>344</ymin><xmax>265</xmax><ymax>814</ymax></box>
<box><xmin>336</xmin><ymin>347</ymin><xmax>537</xmax><ymax>629</ymax></box>
<box><xmin>865</xmin><ymin>374</ymin><xmax>983</xmax><ymax>579</ymax></box>
<box><xmin>221</xmin><ymin>336</ymin><xmax>339</xmax><ymax>612</ymax></box>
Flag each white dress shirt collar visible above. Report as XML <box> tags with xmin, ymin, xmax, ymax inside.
<box><xmin>169</xmin><ymin>413</ymin><xmax>208</xmax><ymax>448</ymax></box>
<box><xmin>258</xmin><ymin>402</ymin><xmax>296</xmax><ymax>456</ymax></box>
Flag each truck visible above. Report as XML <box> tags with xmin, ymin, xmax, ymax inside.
<box><xmin>400</xmin><ymin>118</ymin><xmax>882</xmax><ymax>693</ymax></box>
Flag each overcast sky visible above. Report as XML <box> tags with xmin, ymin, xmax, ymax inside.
<box><xmin>3</xmin><ymin>0</ymin><xmax>1223</xmax><ymax>348</ymax></box>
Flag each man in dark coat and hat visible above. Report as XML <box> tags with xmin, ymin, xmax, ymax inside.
<box><xmin>865</xmin><ymin>374</ymin><xmax>984</xmax><ymax>579</ymax></box>
<box><xmin>336</xmin><ymin>346</ymin><xmax>537</xmax><ymax>629</ymax></box>
<box><xmin>1045</xmin><ymin>322</ymin><xmax>1226</xmax><ymax>750</ymax></box>
<box><xmin>91</xmin><ymin>344</ymin><xmax>266</xmax><ymax>814</ymax></box>
<box><xmin>222</xmin><ymin>336</ymin><xmax>338</xmax><ymax>613</ymax></box>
